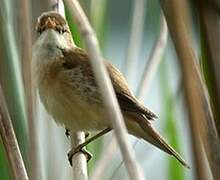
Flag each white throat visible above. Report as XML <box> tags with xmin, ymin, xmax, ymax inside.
<box><xmin>32</xmin><ymin>29</ymin><xmax>75</xmax><ymax>85</ymax></box>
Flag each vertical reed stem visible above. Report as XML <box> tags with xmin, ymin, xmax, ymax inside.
<box><xmin>0</xmin><ymin>85</ymin><xmax>29</xmax><ymax>180</ymax></box>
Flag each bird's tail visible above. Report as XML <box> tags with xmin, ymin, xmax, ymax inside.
<box><xmin>138</xmin><ymin>120</ymin><xmax>190</xmax><ymax>168</ymax></box>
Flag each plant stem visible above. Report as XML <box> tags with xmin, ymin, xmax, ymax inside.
<box><xmin>18</xmin><ymin>0</ymin><xmax>41</xmax><ymax>179</ymax></box>
<box><xmin>55</xmin><ymin>2</ymin><xmax>89</xmax><ymax>180</ymax></box>
<box><xmin>124</xmin><ymin>0</ymin><xmax>147</xmax><ymax>84</ymax></box>
<box><xmin>160</xmin><ymin>0</ymin><xmax>220</xmax><ymax>179</ymax></box>
<box><xmin>70</xmin><ymin>132</ymin><xmax>88</xmax><ymax>180</ymax></box>
<box><xmin>91</xmin><ymin>12</ymin><xmax>168</xmax><ymax>180</ymax></box>
<box><xmin>90</xmin><ymin>136</ymin><xmax>117</xmax><ymax>180</ymax></box>
<box><xmin>0</xmin><ymin>84</ymin><xmax>29</xmax><ymax>180</ymax></box>
<box><xmin>136</xmin><ymin>14</ymin><xmax>168</xmax><ymax>101</ymax></box>
<box><xmin>62</xmin><ymin>0</ymin><xmax>145</xmax><ymax>179</ymax></box>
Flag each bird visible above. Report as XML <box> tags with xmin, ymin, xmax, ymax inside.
<box><xmin>32</xmin><ymin>11</ymin><xmax>189</xmax><ymax>168</ymax></box>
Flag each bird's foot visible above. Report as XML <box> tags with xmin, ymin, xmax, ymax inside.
<box><xmin>67</xmin><ymin>145</ymin><xmax>92</xmax><ymax>166</ymax></box>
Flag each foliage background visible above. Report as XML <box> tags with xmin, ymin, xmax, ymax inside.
<box><xmin>0</xmin><ymin>0</ymin><xmax>216</xmax><ymax>179</ymax></box>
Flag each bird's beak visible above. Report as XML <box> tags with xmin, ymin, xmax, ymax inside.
<box><xmin>45</xmin><ymin>17</ymin><xmax>56</xmax><ymax>29</ymax></box>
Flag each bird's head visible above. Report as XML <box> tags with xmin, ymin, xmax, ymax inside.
<box><xmin>36</xmin><ymin>11</ymin><xmax>70</xmax><ymax>35</ymax></box>
<box><xmin>35</xmin><ymin>11</ymin><xmax>75</xmax><ymax>48</ymax></box>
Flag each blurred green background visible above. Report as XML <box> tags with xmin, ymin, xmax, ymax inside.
<box><xmin>0</xmin><ymin>0</ymin><xmax>207</xmax><ymax>179</ymax></box>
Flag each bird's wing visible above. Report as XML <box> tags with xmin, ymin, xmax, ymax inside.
<box><xmin>106</xmin><ymin>62</ymin><xmax>157</xmax><ymax>120</ymax></box>
<box><xmin>60</xmin><ymin>47</ymin><xmax>157</xmax><ymax>120</ymax></box>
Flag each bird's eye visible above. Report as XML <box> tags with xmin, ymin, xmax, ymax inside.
<box><xmin>61</xmin><ymin>29</ymin><xmax>67</xmax><ymax>34</ymax></box>
<box><xmin>54</xmin><ymin>26</ymin><xmax>63</xmax><ymax>34</ymax></box>
<box><xmin>61</xmin><ymin>29</ymin><xmax>65</xmax><ymax>33</ymax></box>
<box><xmin>56</xmin><ymin>26</ymin><xmax>67</xmax><ymax>34</ymax></box>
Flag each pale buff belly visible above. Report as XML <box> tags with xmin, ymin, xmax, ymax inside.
<box><xmin>38</xmin><ymin>82</ymin><xmax>109</xmax><ymax>132</ymax></box>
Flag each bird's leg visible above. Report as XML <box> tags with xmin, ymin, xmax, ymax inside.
<box><xmin>68</xmin><ymin>127</ymin><xmax>112</xmax><ymax>166</ymax></box>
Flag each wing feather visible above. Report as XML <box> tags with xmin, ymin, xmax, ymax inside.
<box><xmin>60</xmin><ymin>47</ymin><xmax>157</xmax><ymax>120</ymax></box>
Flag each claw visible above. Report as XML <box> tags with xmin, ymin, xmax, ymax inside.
<box><xmin>66</xmin><ymin>128</ymin><xmax>111</xmax><ymax>166</ymax></box>
<box><xmin>67</xmin><ymin>146</ymin><xmax>92</xmax><ymax>166</ymax></box>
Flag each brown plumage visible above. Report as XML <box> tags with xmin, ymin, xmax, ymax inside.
<box><xmin>61</xmin><ymin>48</ymin><xmax>157</xmax><ymax>119</ymax></box>
<box><xmin>32</xmin><ymin>11</ymin><xmax>189</xmax><ymax>168</ymax></box>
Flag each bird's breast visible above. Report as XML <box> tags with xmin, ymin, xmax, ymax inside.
<box><xmin>33</xmin><ymin>40</ymin><xmax>108</xmax><ymax>131</ymax></box>
<box><xmin>37</xmin><ymin>63</ymin><xmax>108</xmax><ymax>131</ymax></box>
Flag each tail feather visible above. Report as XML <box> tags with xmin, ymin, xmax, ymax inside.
<box><xmin>139</xmin><ymin>120</ymin><xmax>190</xmax><ymax>169</ymax></box>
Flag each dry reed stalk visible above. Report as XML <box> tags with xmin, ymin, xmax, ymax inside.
<box><xmin>62</xmin><ymin>0</ymin><xmax>145</xmax><ymax>179</ymax></box>
<box><xmin>56</xmin><ymin>1</ymin><xmax>89</xmax><ymax>179</ymax></box>
<box><xmin>160</xmin><ymin>0</ymin><xmax>220</xmax><ymax>179</ymax></box>
<box><xmin>136</xmin><ymin>14</ymin><xmax>168</xmax><ymax>100</ymax></box>
<box><xmin>70</xmin><ymin>132</ymin><xmax>88</xmax><ymax>180</ymax></box>
<box><xmin>91</xmin><ymin>12</ymin><xmax>168</xmax><ymax>180</ymax></box>
<box><xmin>197</xmin><ymin>0</ymin><xmax>220</xmax><ymax>138</ymax></box>
<box><xmin>0</xmin><ymin>84</ymin><xmax>29</xmax><ymax>180</ymax></box>
<box><xmin>124</xmin><ymin>0</ymin><xmax>147</xmax><ymax>84</ymax></box>
<box><xmin>18</xmin><ymin>0</ymin><xmax>42</xmax><ymax>179</ymax></box>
